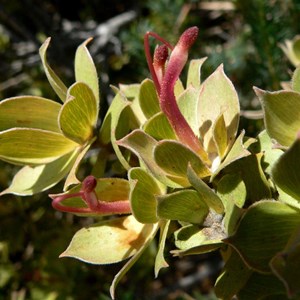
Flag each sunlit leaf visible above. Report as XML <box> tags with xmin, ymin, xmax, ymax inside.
<box><xmin>154</xmin><ymin>140</ymin><xmax>211</xmax><ymax>187</ymax></box>
<box><xmin>186</xmin><ymin>57</ymin><xmax>207</xmax><ymax>88</ymax></box>
<box><xmin>64</xmin><ymin>138</ymin><xmax>96</xmax><ymax>190</ymax></box>
<box><xmin>0</xmin><ymin>151</ymin><xmax>78</xmax><ymax>195</ymax></box>
<box><xmin>197</xmin><ymin>64</ymin><xmax>239</xmax><ymax>155</ymax></box>
<box><xmin>143</xmin><ymin>112</ymin><xmax>176</xmax><ymax>140</ymax></box>
<box><xmin>187</xmin><ymin>165</ymin><xmax>224</xmax><ymax>214</ymax></box>
<box><xmin>177</xmin><ymin>87</ymin><xmax>200</xmax><ymax>136</ymax></box>
<box><xmin>59</xmin><ymin>82</ymin><xmax>98</xmax><ymax>144</ymax></box>
<box><xmin>255</xmin><ymin>87</ymin><xmax>300</xmax><ymax>147</ymax></box>
<box><xmin>213</xmin><ymin>113</ymin><xmax>227</xmax><ymax>159</ymax></box>
<box><xmin>129</xmin><ymin>167</ymin><xmax>164</xmax><ymax>223</ymax></box>
<box><xmin>0</xmin><ymin>96</ymin><xmax>61</xmax><ymax>132</ymax></box>
<box><xmin>157</xmin><ymin>189</ymin><xmax>209</xmax><ymax>224</ymax></box>
<box><xmin>225</xmin><ymin>200</ymin><xmax>300</xmax><ymax>272</ymax></box>
<box><xmin>172</xmin><ymin>223</ymin><xmax>224</xmax><ymax>256</ymax></box>
<box><xmin>212</xmin><ymin>130</ymin><xmax>251</xmax><ymax>180</ymax></box>
<box><xmin>120</xmin><ymin>83</ymin><xmax>146</xmax><ymax>126</ymax></box>
<box><xmin>110</xmin><ymin>222</ymin><xmax>159</xmax><ymax>299</ymax></box>
<box><xmin>75</xmin><ymin>38</ymin><xmax>100</xmax><ymax>105</ymax></box>
<box><xmin>118</xmin><ymin>129</ymin><xmax>181</xmax><ymax>188</ymax></box>
<box><xmin>154</xmin><ymin>220</ymin><xmax>170</xmax><ymax>277</ymax></box>
<box><xmin>138</xmin><ymin>79</ymin><xmax>160</xmax><ymax>119</ymax></box>
<box><xmin>0</xmin><ymin>128</ymin><xmax>78</xmax><ymax>165</ymax></box>
<box><xmin>217</xmin><ymin>173</ymin><xmax>246</xmax><ymax>234</ymax></box>
<box><xmin>39</xmin><ymin>37</ymin><xmax>68</xmax><ymax>102</ymax></box>
<box><xmin>60</xmin><ymin>215</ymin><xmax>156</xmax><ymax>264</ymax></box>
<box><xmin>250</xmin><ymin>130</ymin><xmax>283</xmax><ymax>175</ymax></box>
<box><xmin>99</xmin><ymin>89</ymin><xmax>131</xmax><ymax>170</ymax></box>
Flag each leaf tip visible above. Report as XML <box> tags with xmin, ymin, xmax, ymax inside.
<box><xmin>253</xmin><ymin>86</ymin><xmax>265</xmax><ymax>97</ymax></box>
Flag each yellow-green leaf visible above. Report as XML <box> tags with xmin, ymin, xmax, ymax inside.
<box><xmin>139</xmin><ymin>79</ymin><xmax>160</xmax><ymax>119</ymax></box>
<box><xmin>0</xmin><ymin>128</ymin><xmax>78</xmax><ymax>165</ymax></box>
<box><xmin>59</xmin><ymin>82</ymin><xmax>98</xmax><ymax>144</ymax></box>
<box><xmin>187</xmin><ymin>165</ymin><xmax>224</xmax><ymax>214</ymax></box>
<box><xmin>99</xmin><ymin>89</ymin><xmax>131</xmax><ymax>170</ymax></box>
<box><xmin>129</xmin><ymin>167</ymin><xmax>164</xmax><ymax>224</ymax></box>
<box><xmin>197</xmin><ymin>64</ymin><xmax>240</xmax><ymax>155</ymax></box>
<box><xmin>0</xmin><ymin>96</ymin><xmax>61</xmax><ymax>132</ymax></box>
<box><xmin>154</xmin><ymin>140</ymin><xmax>211</xmax><ymax>186</ymax></box>
<box><xmin>0</xmin><ymin>151</ymin><xmax>78</xmax><ymax>195</ymax></box>
<box><xmin>157</xmin><ymin>190</ymin><xmax>209</xmax><ymax>224</ymax></box>
<box><xmin>60</xmin><ymin>215</ymin><xmax>156</xmax><ymax>264</ymax></box>
<box><xmin>39</xmin><ymin>38</ymin><xmax>68</xmax><ymax>102</ymax></box>
<box><xmin>186</xmin><ymin>57</ymin><xmax>207</xmax><ymax>88</ymax></box>
<box><xmin>255</xmin><ymin>87</ymin><xmax>300</xmax><ymax>147</ymax></box>
<box><xmin>75</xmin><ymin>38</ymin><xmax>100</xmax><ymax>105</ymax></box>
<box><xmin>110</xmin><ymin>222</ymin><xmax>159</xmax><ymax>299</ymax></box>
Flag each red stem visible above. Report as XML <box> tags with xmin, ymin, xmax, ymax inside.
<box><xmin>50</xmin><ymin>176</ymin><xmax>132</xmax><ymax>215</ymax></box>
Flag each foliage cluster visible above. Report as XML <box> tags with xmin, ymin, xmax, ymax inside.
<box><xmin>2</xmin><ymin>1</ymin><xmax>300</xmax><ymax>299</ymax></box>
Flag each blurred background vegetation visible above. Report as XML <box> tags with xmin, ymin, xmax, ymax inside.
<box><xmin>1</xmin><ymin>0</ymin><xmax>300</xmax><ymax>299</ymax></box>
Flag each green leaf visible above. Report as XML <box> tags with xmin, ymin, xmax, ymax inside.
<box><xmin>110</xmin><ymin>222</ymin><xmax>159</xmax><ymax>299</ymax></box>
<box><xmin>138</xmin><ymin>79</ymin><xmax>160</xmax><ymax>119</ymax></box>
<box><xmin>270</xmin><ymin>225</ymin><xmax>300</xmax><ymax>298</ymax></box>
<box><xmin>156</xmin><ymin>189</ymin><xmax>209</xmax><ymax>224</ymax></box>
<box><xmin>215</xmin><ymin>249</ymin><xmax>252</xmax><ymax>300</ymax></box>
<box><xmin>237</xmin><ymin>272</ymin><xmax>286</xmax><ymax>300</ymax></box>
<box><xmin>225</xmin><ymin>153</ymin><xmax>271</xmax><ymax>203</ymax></box>
<box><xmin>0</xmin><ymin>128</ymin><xmax>78</xmax><ymax>165</ymax></box>
<box><xmin>60</xmin><ymin>215</ymin><xmax>156</xmax><ymax>264</ymax></box>
<box><xmin>59</xmin><ymin>82</ymin><xmax>98</xmax><ymax>144</ymax></box>
<box><xmin>154</xmin><ymin>220</ymin><xmax>170</xmax><ymax>277</ymax></box>
<box><xmin>0</xmin><ymin>151</ymin><xmax>78</xmax><ymax>195</ymax></box>
<box><xmin>143</xmin><ymin>112</ymin><xmax>176</xmax><ymax>140</ymax></box>
<box><xmin>212</xmin><ymin>130</ymin><xmax>251</xmax><ymax>180</ymax></box>
<box><xmin>129</xmin><ymin>167</ymin><xmax>164</xmax><ymax>224</ymax></box>
<box><xmin>213</xmin><ymin>113</ymin><xmax>228</xmax><ymax>159</ymax></box>
<box><xmin>250</xmin><ymin>130</ymin><xmax>283</xmax><ymax>175</ymax></box>
<box><xmin>75</xmin><ymin>38</ymin><xmax>99</xmax><ymax>105</ymax></box>
<box><xmin>0</xmin><ymin>96</ymin><xmax>61</xmax><ymax>132</ymax></box>
<box><xmin>120</xmin><ymin>84</ymin><xmax>146</xmax><ymax>126</ymax></box>
<box><xmin>99</xmin><ymin>89</ymin><xmax>131</xmax><ymax>170</ymax></box>
<box><xmin>118</xmin><ymin>129</ymin><xmax>181</xmax><ymax>188</ymax></box>
<box><xmin>187</xmin><ymin>165</ymin><xmax>224</xmax><ymax>214</ymax></box>
<box><xmin>225</xmin><ymin>200</ymin><xmax>300</xmax><ymax>272</ymax></box>
<box><xmin>177</xmin><ymin>87</ymin><xmax>200</xmax><ymax>137</ymax></box>
<box><xmin>217</xmin><ymin>173</ymin><xmax>246</xmax><ymax>234</ymax></box>
<box><xmin>64</xmin><ymin>138</ymin><xmax>95</xmax><ymax>190</ymax></box>
<box><xmin>292</xmin><ymin>65</ymin><xmax>300</xmax><ymax>92</ymax></box>
<box><xmin>186</xmin><ymin>58</ymin><xmax>207</xmax><ymax>88</ymax></box>
<box><xmin>272</xmin><ymin>137</ymin><xmax>300</xmax><ymax>202</ymax></box>
<box><xmin>154</xmin><ymin>140</ymin><xmax>211</xmax><ymax>187</ymax></box>
<box><xmin>197</xmin><ymin>64</ymin><xmax>240</xmax><ymax>155</ymax></box>
<box><xmin>172</xmin><ymin>223</ymin><xmax>224</xmax><ymax>256</ymax></box>
<box><xmin>255</xmin><ymin>87</ymin><xmax>300</xmax><ymax>147</ymax></box>
<box><xmin>39</xmin><ymin>38</ymin><xmax>68</xmax><ymax>102</ymax></box>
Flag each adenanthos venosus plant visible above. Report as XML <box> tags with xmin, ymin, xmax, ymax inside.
<box><xmin>1</xmin><ymin>27</ymin><xmax>300</xmax><ymax>299</ymax></box>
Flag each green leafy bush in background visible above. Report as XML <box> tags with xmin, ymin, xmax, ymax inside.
<box><xmin>1</xmin><ymin>23</ymin><xmax>300</xmax><ymax>300</ymax></box>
